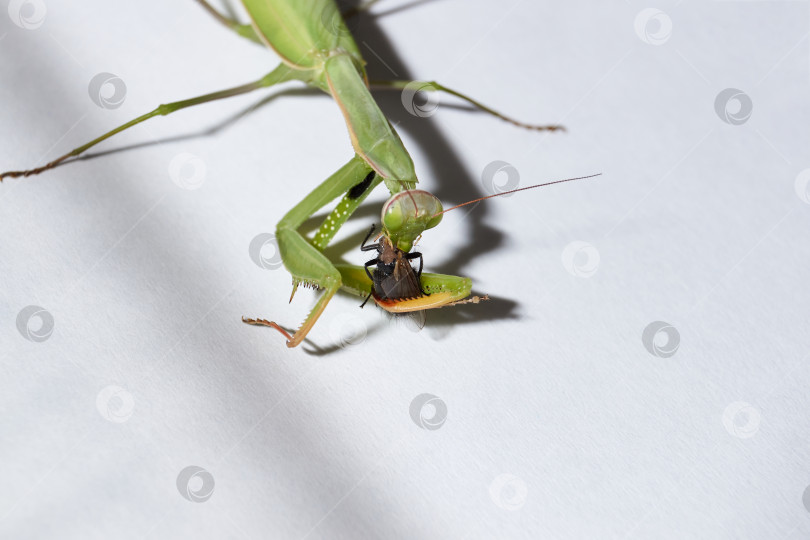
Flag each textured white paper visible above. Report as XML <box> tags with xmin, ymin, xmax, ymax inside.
<box><xmin>2</xmin><ymin>1</ymin><xmax>810</xmax><ymax>538</ymax></box>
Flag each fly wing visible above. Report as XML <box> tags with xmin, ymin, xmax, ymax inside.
<box><xmin>387</xmin><ymin>259</ymin><xmax>427</xmax><ymax>330</ymax></box>
<box><xmin>380</xmin><ymin>259</ymin><xmax>423</xmax><ymax>300</ymax></box>
<box><xmin>406</xmin><ymin>309</ymin><xmax>427</xmax><ymax>331</ymax></box>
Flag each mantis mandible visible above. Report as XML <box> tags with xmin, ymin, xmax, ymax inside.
<box><xmin>1</xmin><ymin>0</ymin><xmax>574</xmax><ymax>347</ymax></box>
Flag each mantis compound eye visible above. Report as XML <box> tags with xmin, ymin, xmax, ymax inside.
<box><xmin>381</xmin><ymin>189</ymin><xmax>443</xmax><ymax>252</ymax></box>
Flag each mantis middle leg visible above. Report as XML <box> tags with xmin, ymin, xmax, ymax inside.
<box><xmin>0</xmin><ymin>64</ymin><xmax>304</xmax><ymax>180</ymax></box>
<box><xmin>370</xmin><ymin>79</ymin><xmax>564</xmax><ymax>132</ymax></box>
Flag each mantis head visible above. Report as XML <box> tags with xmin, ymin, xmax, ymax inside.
<box><xmin>337</xmin><ymin>173</ymin><xmax>602</xmax><ymax>318</ymax></box>
<box><xmin>381</xmin><ymin>189</ymin><xmax>443</xmax><ymax>252</ymax></box>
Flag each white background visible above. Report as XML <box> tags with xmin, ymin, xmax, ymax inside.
<box><xmin>2</xmin><ymin>0</ymin><xmax>810</xmax><ymax>538</ymax></box>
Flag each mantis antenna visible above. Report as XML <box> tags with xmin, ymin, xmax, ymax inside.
<box><xmin>432</xmin><ymin>173</ymin><xmax>603</xmax><ymax>218</ymax></box>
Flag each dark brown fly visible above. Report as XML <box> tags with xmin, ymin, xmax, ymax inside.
<box><xmin>359</xmin><ymin>225</ymin><xmax>427</xmax><ymax>329</ymax></box>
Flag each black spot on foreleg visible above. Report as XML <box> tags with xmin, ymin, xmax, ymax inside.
<box><xmin>348</xmin><ymin>171</ymin><xmax>376</xmax><ymax>199</ymax></box>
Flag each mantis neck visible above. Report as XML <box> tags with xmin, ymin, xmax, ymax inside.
<box><xmin>322</xmin><ymin>52</ymin><xmax>418</xmax><ymax>194</ymax></box>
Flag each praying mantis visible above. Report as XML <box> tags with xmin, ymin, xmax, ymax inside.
<box><xmin>1</xmin><ymin>0</ymin><xmax>584</xmax><ymax>348</ymax></box>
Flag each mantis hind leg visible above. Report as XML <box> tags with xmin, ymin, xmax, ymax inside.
<box><xmin>243</xmin><ymin>156</ymin><xmax>381</xmax><ymax>348</ymax></box>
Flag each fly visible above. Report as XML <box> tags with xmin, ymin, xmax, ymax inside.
<box><xmin>359</xmin><ymin>224</ymin><xmax>427</xmax><ymax>329</ymax></box>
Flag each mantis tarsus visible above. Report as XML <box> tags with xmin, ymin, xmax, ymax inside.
<box><xmin>1</xmin><ymin>0</ymin><xmax>587</xmax><ymax>348</ymax></box>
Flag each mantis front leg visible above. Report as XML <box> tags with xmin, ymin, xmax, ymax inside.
<box><xmin>243</xmin><ymin>155</ymin><xmax>380</xmax><ymax>348</ymax></box>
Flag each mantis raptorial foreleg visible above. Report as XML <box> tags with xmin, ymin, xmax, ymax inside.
<box><xmin>243</xmin><ymin>155</ymin><xmax>380</xmax><ymax>348</ymax></box>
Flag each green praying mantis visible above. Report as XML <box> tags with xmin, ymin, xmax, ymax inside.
<box><xmin>1</xmin><ymin>0</ymin><xmax>596</xmax><ymax>347</ymax></box>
